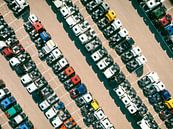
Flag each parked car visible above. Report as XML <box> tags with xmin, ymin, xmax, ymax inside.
<box><xmin>5</xmin><ymin>104</ymin><xmax>22</xmax><ymax>119</ymax></box>
<box><xmin>0</xmin><ymin>88</ymin><xmax>11</xmax><ymax>101</ymax></box>
<box><xmin>64</xmin><ymin>75</ymin><xmax>81</xmax><ymax>90</ymax></box>
<box><xmin>126</xmin><ymin>55</ymin><xmax>147</xmax><ymax>72</ymax></box>
<box><xmin>91</xmin><ymin>47</ymin><xmax>108</xmax><ymax>62</ymax></box>
<box><xmin>0</xmin><ymin>96</ymin><xmax>16</xmax><ymax>111</ymax></box>
<box><xmin>72</xmin><ymin>21</ymin><xmax>90</xmax><ymax>36</ymax></box>
<box><xmin>26</xmin><ymin>77</ymin><xmax>48</xmax><ymax>94</ymax></box>
<box><xmin>79</xmin><ymin>29</ymin><xmax>96</xmax><ymax>44</ymax></box>
<box><xmin>39</xmin><ymin>93</ymin><xmax>59</xmax><ymax>111</ymax></box>
<box><xmin>66</xmin><ymin>12</ymin><xmax>84</xmax><ymax>28</ymax></box>
<box><xmin>85</xmin><ymin>0</ymin><xmax>103</xmax><ymax>13</ymax></box>
<box><xmin>60</xmin><ymin>117</ymin><xmax>77</xmax><ymax>129</ymax></box>
<box><xmin>60</xmin><ymin>4</ymin><xmax>79</xmax><ymax>19</ymax></box>
<box><xmin>148</xmin><ymin>5</ymin><xmax>166</xmax><ymax>20</ymax></box>
<box><xmin>137</xmin><ymin>72</ymin><xmax>159</xmax><ymax>88</ymax></box>
<box><xmin>96</xmin><ymin>56</ymin><xmax>113</xmax><ymax>71</ymax></box>
<box><xmin>52</xmin><ymin>57</ymin><xmax>69</xmax><ymax>74</ymax></box>
<box><xmin>114</xmin><ymin>37</ymin><xmax>134</xmax><ymax>55</ymax></box>
<box><xmin>102</xmin><ymin>19</ymin><xmax>122</xmax><ymax>38</ymax></box>
<box><xmin>58</xmin><ymin>66</ymin><xmax>75</xmax><ymax>82</ymax></box>
<box><xmin>75</xmin><ymin>92</ymin><xmax>93</xmax><ymax>107</ymax></box>
<box><xmin>20</xmin><ymin>69</ymin><xmax>41</xmax><ymax>85</ymax></box>
<box><xmin>46</xmin><ymin>48</ymin><xmax>63</xmax><ymax>65</ymax></box>
<box><xmin>121</xmin><ymin>46</ymin><xmax>141</xmax><ymax>63</ymax></box>
<box><xmin>45</xmin><ymin>101</ymin><xmax>65</xmax><ymax>120</ymax></box>
<box><xmin>9</xmin><ymin>112</ymin><xmax>27</xmax><ymax>128</ymax></box>
<box><xmin>69</xmin><ymin>84</ymin><xmax>87</xmax><ymax>99</ymax></box>
<box><xmin>84</xmin><ymin>37</ymin><xmax>102</xmax><ymax>53</ymax></box>
<box><xmin>109</xmin><ymin>30</ymin><xmax>130</xmax><ymax>49</ymax></box>
<box><xmin>153</xmin><ymin>14</ymin><xmax>172</xmax><ymax>29</ymax></box>
<box><xmin>6</xmin><ymin>0</ymin><xmax>29</xmax><ymax>16</ymax></box>
<box><xmin>15</xmin><ymin>120</ymin><xmax>34</xmax><ymax>129</ymax></box>
<box><xmin>91</xmin><ymin>2</ymin><xmax>110</xmax><ymax>21</ymax></box>
<box><xmin>103</xmin><ymin>63</ymin><xmax>120</xmax><ymax>80</ymax></box>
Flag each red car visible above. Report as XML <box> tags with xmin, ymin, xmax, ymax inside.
<box><xmin>154</xmin><ymin>14</ymin><xmax>172</xmax><ymax>29</ymax></box>
<box><xmin>1</xmin><ymin>47</ymin><xmax>14</xmax><ymax>58</ymax></box>
<box><xmin>32</xmin><ymin>21</ymin><xmax>45</xmax><ymax>33</ymax></box>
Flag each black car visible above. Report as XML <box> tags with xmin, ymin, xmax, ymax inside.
<box><xmin>114</xmin><ymin>37</ymin><xmax>134</xmax><ymax>55</ymax></box>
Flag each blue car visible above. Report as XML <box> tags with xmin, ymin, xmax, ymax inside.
<box><xmin>164</xmin><ymin>23</ymin><xmax>173</xmax><ymax>36</ymax></box>
<box><xmin>69</xmin><ymin>84</ymin><xmax>87</xmax><ymax>99</ymax></box>
<box><xmin>160</xmin><ymin>89</ymin><xmax>171</xmax><ymax>101</ymax></box>
<box><xmin>39</xmin><ymin>31</ymin><xmax>51</xmax><ymax>42</ymax></box>
<box><xmin>16</xmin><ymin>120</ymin><xmax>34</xmax><ymax>129</ymax></box>
<box><xmin>148</xmin><ymin>92</ymin><xmax>162</xmax><ymax>104</ymax></box>
<box><xmin>0</xmin><ymin>96</ymin><xmax>16</xmax><ymax>111</ymax></box>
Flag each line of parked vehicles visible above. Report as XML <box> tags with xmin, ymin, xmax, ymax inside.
<box><xmin>79</xmin><ymin>0</ymin><xmax>173</xmax><ymax>128</ymax></box>
<box><xmin>4</xmin><ymin>0</ymin><xmax>29</xmax><ymax>17</ymax></box>
<box><xmin>0</xmin><ymin>12</ymin><xmax>80</xmax><ymax>129</ymax></box>
<box><xmin>23</xmin><ymin>13</ymin><xmax>115</xmax><ymax>129</ymax></box>
<box><xmin>80</xmin><ymin>0</ymin><xmax>147</xmax><ymax>73</ymax></box>
<box><xmin>137</xmin><ymin>0</ymin><xmax>173</xmax><ymax>56</ymax></box>
<box><xmin>137</xmin><ymin>72</ymin><xmax>173</xmax><ymax>128</ymax></box>
<box><xmin>0</xmin><ymin>79</ymin><xmax>35</xmax><ymax>129</ymax></box>
<box><xmin>50</xmin><ymin>0</ymin><xmax>160</xmax><ymax>129</ymax></box>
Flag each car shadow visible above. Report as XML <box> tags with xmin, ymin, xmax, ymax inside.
<box><xmin>45</xmin><ymin>0</ymin><xmax>143</xmax><ymax>128</ymax></box>
<box><xmin>131</xmin><ymin>0</ymin><xmax>173</xmax><ymax>59</ymax></box>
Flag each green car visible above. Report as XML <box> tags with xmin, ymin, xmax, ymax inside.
<box><xmin>149</xmin><ymin>5</ymin><xmax>166</xmax><ymax>20</ymax></box>
<box><xmin>5</xmin><ymin>104</ymin><xmax>22</xmax><ymax>119</ymax></box>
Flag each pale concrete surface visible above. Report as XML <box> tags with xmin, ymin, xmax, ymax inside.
<box><xmin>73</xmin><ymin>0</ymin><xmax>173</xmax><ymax>128</ymax></box>
<box><xmin>0</xmin><ymin>0</ymin><xmax>173</xmax><ymax>129</ymax></box>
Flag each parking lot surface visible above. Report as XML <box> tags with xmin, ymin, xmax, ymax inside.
<box><xmin>0</xmin><ymin>0</ymin><xmax>173</xmax><ymax>129</ymax></box>
<box><xmin>72</xmin><ymin>0</ymin><xmax>173</xmax><ymax>128</ymax></box>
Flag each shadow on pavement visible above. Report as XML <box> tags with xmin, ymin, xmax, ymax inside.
<box><xmin>45</xmin><ymin>0</ymin><xmax>142</xmax><ymax>128</ymax></box>
<box><xmin>131</xmin><ymin>0</ymin><xmax>173</xmax><ymax>59</ymax></box>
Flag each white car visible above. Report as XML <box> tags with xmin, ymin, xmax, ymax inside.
<box><xmin>52</xmin><ymin>58</ymin><xmax>69</xmax><ymax>74</ymax></box>
<box><xmin>103</xmin><ymin>19</ymin><xmax>122</xmax><ymax>38</ymax></box>
<box><xmin>72</xmin><ymin>21</ymin><xmax>90</xmax><ymax>36</ymax></box>
<box><xmin>96</xmin><ymin>56</ymin><xmax>113</xmax><ymax>71</ymax></box>
<box><xmin>26</xmin><ymin>77</ymin><xmax>47</xmax><ymax>94</ymax></box>
<box><xmin>99</xmin><ymin>118</ymin><xmax>114</xmax><ymax>129</ymax></box>
<box><xmin>45</xmin><ymin>106</ymin><xmax>59</xmax><ymax>120</ymax></box>
<box><xmin>153</xmin><ymin>81</ymin><xmax>165</xmax><ymax>92</ymax></box>
<box><xmin>39</xmin><ymin>93</ymin><xmax>59</xmax><ymax>111</ymax></box>
<box><xmin>144</xmin><ymin>0</ymin><xmax>164</xmax><ymax>11</ymax></box>
<box><xmin>137</xmin><ymin>118</ymin><xmax>151</xmax><ymax>129</ymax></box>
<box><xmin>0</xmin><ymin>88</ymin><xmax>10</xmax><ymax>100</ymax></box>
<box><xmin>60</xmin><ymin>4</ymin><xmax>78</xmax><ymax>19</ymax></box>
<box><xmin>51</xmin><ymin>116</ymin><xmax>63</xmax><ymax>128</ymax></box>
<box><xmin>103</xmin><ymin>64</ymin><xmax>120</xmax><ymax>79</ymax></box>
<box><xmin>21</xmin><ymin>74</ymin><xmax>32</xmax><ymax>85</ymax></box>
<box><xmin>28</xmin><ymin>14</ymin><xmax>38</xmax><ymax>24</ymax></box>
<box><xmin>94</xmin><ymin>108</ymin><xmax>106</xmax><ymax>120</ymax></box>
<box><xmin>38</xmin><ymin>40</ymin><xmax>57</xmax><ymax>58</ymax></box>
<box><xmin>15</xmin><ymin>0</ymin><xmax>28</xmax><ymax>9</ymax></box>
<box><xmin>91</xmin><ymin>47</ymin><xmax>107</xmax><ymax>62</ymax></box>
<box><xmin>20</xmin><ymin>70</ymin><xmax>40</xmax><ymax>85</ymax></box>
<box><xmin>0</xmin><ymin>41</ymin><xmax>7</xmax><ymax>50</ymax></box>
<box><xmin>66</xmin><ymin>13</ymin><xmax>84</xmax><ymax>28</ymax></box>
<box><xmin>46</xmin><ymin>48</ymin><xmax>62</xmax><ymax>65</ymax></box>
<box><xmin>79</xmin><ymin>29</ymin><xmax>96</xmax><ymax>44</ymax></box>
<box><xmin>9</xmin><ymin>57</ymin><xmax>21</xmax><ymax>68</ymax></box>
<box><xmin>138</xmin><ymin>72</ymin><xmax>159</xmax><ymax>88</ymax></box>
<box><xmin>75</xmin><ymin>92</ymin><xmax>93</xmax><ymax>107</ymax></box>
<box><xmin>109</xmin><ymin>28</ymin><xmax>128</xmax><ymax>43</ymax></box>
<box><xmin>114</xmin><ymin>85</ymin><xmax>126</xmax><ymax>98</ymax></box>
<box><xmin>84</xmin><ymin>38</ymin><xmax>101</xmax><ymax>53</ymax></box>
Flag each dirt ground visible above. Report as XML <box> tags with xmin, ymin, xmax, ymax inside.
<box><xmin>0</xmin><ymin>0</ymin><xmax>173</xmax><ymax>129</ymax></box>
